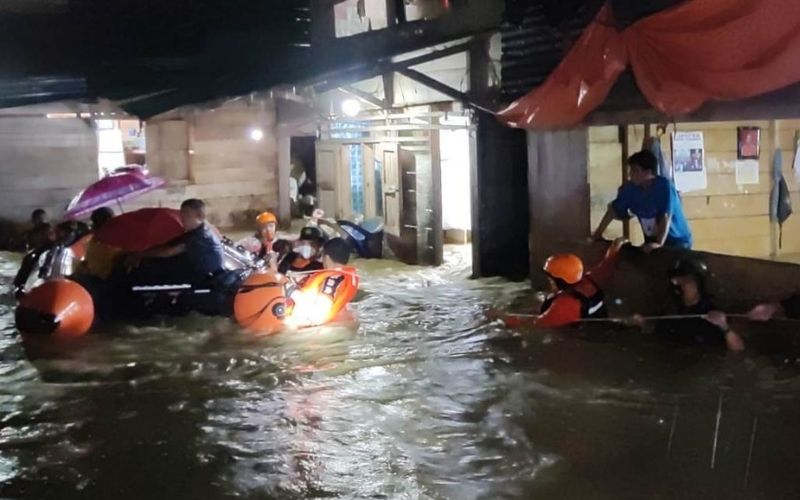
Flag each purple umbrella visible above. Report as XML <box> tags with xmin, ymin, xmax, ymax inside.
<box><xmin>64</xmin><ymin>166</ymin><xmax>166</xmax><ymax>219</ymax></box>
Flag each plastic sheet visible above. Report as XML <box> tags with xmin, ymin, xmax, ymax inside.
<box><xmin>499</xmin><ymin>0</ymin><xmax>800</xmax><ymax>129</ymax></box>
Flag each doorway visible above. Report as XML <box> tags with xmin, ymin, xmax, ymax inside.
<box><xmin>290</xmin><ymin>136</ymin><xmax>317</xmax><ymax>218</ymax></box>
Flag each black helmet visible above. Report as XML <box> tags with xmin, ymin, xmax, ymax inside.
<box><xmin>668</xmin><ymin>258</ymin><xmax>708</xmax><ymax>291</ymax></box>
<box><xmin>299</xmin><ymin>226</ymin><xmax>325</xmax><ymax>244</ymax></box>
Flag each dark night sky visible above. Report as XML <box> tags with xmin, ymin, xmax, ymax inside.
<box><xmin>0</xmin><ymin>0</ymin><xmax>311</xmax><ymax>115</ymax></box>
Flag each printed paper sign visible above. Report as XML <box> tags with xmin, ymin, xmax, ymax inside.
<box><xmin>735</xmin><ymin>160</ymin><xmax>759</xmax><ymax>185</ymax></box>
<box><xmin>672</xmin><ymin>131</ymin><xmax>707</xmax><ymax>192</ymax></box>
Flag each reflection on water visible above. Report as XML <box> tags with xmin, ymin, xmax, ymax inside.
<box><xmin>1</xmin><ymin>248</ymin><xmax>800</xmax><ymax>499</ymax></box>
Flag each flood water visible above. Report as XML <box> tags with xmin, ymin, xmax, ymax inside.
<box><xmin>1</xmin><ymin>247</ymin><xmax>800</xmax><ymax>499</ymax></box>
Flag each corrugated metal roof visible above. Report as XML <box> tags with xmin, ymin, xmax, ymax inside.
<box><xmin>500</xmin><ymin>0</ymin><xmax>687</xmax><ymax>102</ymax></box>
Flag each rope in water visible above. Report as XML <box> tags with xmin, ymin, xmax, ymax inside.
<box><xmin>503</xmin><ymin>313</ymin><xmax>762</xmax><ymax>324</ymax></box>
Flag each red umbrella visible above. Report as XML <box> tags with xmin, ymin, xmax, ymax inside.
<box><xmin>93</xmin><ymin>208</ymin><xmax>184</xmax><ymax>252</ymax></box>
<box><xmin>64</xmin><ymin>166</ymin><xmax>166</xmax><ymax>219</ymax></box>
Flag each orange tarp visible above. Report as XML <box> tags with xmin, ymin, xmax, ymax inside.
<box><xmin>499</xmin><ymin>0</ymin><xmax>800</xmax><ymax>129</ymax></box>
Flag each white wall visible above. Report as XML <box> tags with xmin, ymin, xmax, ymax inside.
<box><xmin>439</xmin><ymin>117</ymin><xmax>471</xmax><ymax>230</ymax></box>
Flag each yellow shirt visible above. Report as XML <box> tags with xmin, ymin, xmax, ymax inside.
<box><xmin>77</xmin><ymin>240</ymin><xmax>122</xmax><ymax>279</ymax></box>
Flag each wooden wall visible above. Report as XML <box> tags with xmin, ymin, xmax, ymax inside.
<box><xmin>138</xmin><ymin>99</ymin><xmax>279</xmax><ymax>228</ymax></box>
<box><xmin>589</xmin><ymin>119</ymin><xmax>800</xmax><ymax>259</ymax></box>
<box><xmin>774</xmin><ymin>119</ymin><xmax>800</xmax><ymax>256</ymax></box>
<box><xmin>0</xmin><ymin>115</ymin><xmax>97</xmax><ymax>223</ymax></box>
<box><xmin>528</xmin><ymin>128</ymin><xmax>590</xmax><ymax>287</ymax></box>
<box><xmin>667</xmin><ymin>121</ymin><xmax>772</xmax><ymax>257</ymax></box>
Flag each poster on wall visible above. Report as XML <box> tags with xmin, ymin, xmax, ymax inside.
<box><xmin>737</xmin><ymin>126</ymin><xmax>761</xmax><ymax>160</ymax></box>
<box><xmin>735</xmin><ymin>160</ymin><xmax>760</xmax><ymax>185</ymax></box>
<box><xmin>672</xmin><ymin>131</ymin><xmax>707</xmax><ymax>192</ymax></box>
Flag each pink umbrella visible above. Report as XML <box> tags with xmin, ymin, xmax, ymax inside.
<box><xmin>64</xmin><ymin>166</ymin><xmax>166</xmax><ymax>219</ymax></box>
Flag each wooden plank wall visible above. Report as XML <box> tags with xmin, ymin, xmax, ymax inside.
<box><xmin>0</xmin><ymin>116</ymin><xmax>97</xmax><ymax>223</ymax></box>
<box><xmin>588</xmin><ymin>125</ymin><xmax>645</xmax><ymax>245</ymax></box>
<box><xmin>667</xmin><ymin>121</ymin><xmax>772</xmax><ymax>257</ymax></box>
<box><xmin>774</xmin><ymin>119</ymin><xmax>800</xmax><ymax>256</ymax></box>
<box><xmin>528</xmin><ymin>128</ymin><xmax>590</xmax><ymax>287</ymax></box>
<box><xmin>589</xmin><ymin>119</ymin><xmax>800</xmax><ymax>259</ymax></box>
<box><xmin>137</xmin><ymin>99</ymin><xmax>279</xmax><ymax>228</ymax></box>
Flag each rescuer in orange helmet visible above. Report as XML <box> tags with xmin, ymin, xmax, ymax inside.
<box><xmin>494</xmin><ymin>237</ymin><xmax>627</xmax><ymax>328</ymax></box>
<box><xmin>254</xmin><ymin>211</ymin><xmax>278</xmax><ymax>259</ymax></box>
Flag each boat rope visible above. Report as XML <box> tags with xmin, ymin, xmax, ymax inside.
<box><xmin>503</xmin><ymin>313</ymin><xmax>763</xmax><ymax>324</ymax></box>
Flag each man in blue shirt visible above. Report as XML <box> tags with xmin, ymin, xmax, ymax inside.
<box><xmin>126</xmin><ymin>199</ymin><xmax>225</xmax><ymax>283</ymax></box>
<box><xmin>592</xmin><ymin>150</ymin><xmax>692</xmax><ymax>253</ymax></box>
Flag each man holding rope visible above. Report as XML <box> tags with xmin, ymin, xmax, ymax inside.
<box><xmin>639</xmin><ymin>258</ymin><xmax>745</xmax><ymax>352</ymax></box>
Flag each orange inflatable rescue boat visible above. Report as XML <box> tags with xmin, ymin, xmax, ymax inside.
<box><xmin>233</xmin><ymin>272</ymin><xmax>288</xmax><ymax>334</ymax></box>
<box><xmin>15</xmin><ymin>279</ymin><xmax>95</xmax><ymax>339</ymax></box>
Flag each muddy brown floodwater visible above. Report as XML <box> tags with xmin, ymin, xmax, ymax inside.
<box><xmin>1</xmin><ymin>247</ymin><xmax>800</xmax><ymax>499</ymax></box>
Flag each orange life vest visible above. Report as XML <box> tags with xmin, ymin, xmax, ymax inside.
<box><xmin>288</xmin><ymin>267</ymin><xmax>359</xmax><ymax>326</ymax></box>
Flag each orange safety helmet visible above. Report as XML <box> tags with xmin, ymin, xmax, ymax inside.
<box><xmin>256</xmin><ymin>212</ymin><xmax>277</xmax><ymax>226</ymax></box>
<box><xmin>543</xmin><ymin>254</ymin><xmax>584</xmax><ymax>285</ymax></box>
<box><xmin>233</xmin><ymin>272</ymin><xmax>287</xmax><ymax>334</ymax></box>
<box><xmin>15</xmin><ymin>279</ymin><xmax>95</xmax><ymax>338</ymax></box>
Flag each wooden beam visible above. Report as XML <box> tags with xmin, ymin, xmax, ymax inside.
<box><xmin>338</xmin><ymin>85</ymin><xmax>387</xmax><ymax>109</ymax></box>
<box><xmin>308</xmin><ymin>1</ymin><xmax>502</xmax><ymax>89</ymax></box>
<box><xmin>397</xmin><ymin>68</ymin><xmax>494</xmax><ymax>113</ymax></box>
<box><xmin>398</xmin><ymin>68</ymin><xmax>467</xmax><ymax>101</ymax></box>
<box><xmin>382</xmin><ymin>72</ymin><xmax>395</xmax><ymax>108</ymax></box>
<box><xmin>312</xmin><ymin>39</ymin><xmax>475</xmax><ymax>92</ymax></box>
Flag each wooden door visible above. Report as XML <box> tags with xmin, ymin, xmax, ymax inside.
<box><xmin>377</xmin><ymin>142</ymin><xmax>401</xmax><ymax>236</ymax></box>
<box><xmin>362</xmin><ymin>145</ymin><xmax>377</xmax><ymax>219</ymax></box>
<box><xmin>315</xmin><ymin>142</ymin><xmax>351</xmax><ymax>219</ymax></box>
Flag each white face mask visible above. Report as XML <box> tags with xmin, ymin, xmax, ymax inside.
<box><xmin>296</xmin><ymin>244</ymin><xmax>315</xmax><ymax>259</ymax></box>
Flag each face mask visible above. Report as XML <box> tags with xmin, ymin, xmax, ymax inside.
<box><xmin>297</xmin><ymin>244</ymin><xmax>315</xmax><ymax>260</ymax></box>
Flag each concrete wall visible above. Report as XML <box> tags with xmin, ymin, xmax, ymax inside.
<box><xmin>137</xmin><ymin>99</ymin><xmax>279</xmax><ymax>228</ymax></box>
<box><xmin>0</xmin><ymin>114</ymin><xmax>97</xmax><ymax>223</ymax></box>
<box><xmin>589</xmin><ymin>119</ymin><xmax>800</xmax><ymax>259</ymax></box>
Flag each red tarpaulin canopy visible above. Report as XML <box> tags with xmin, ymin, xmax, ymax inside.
<box><xmin>498</xmin><ymin>0</ymin><xmax>800</xmax><ymax>129</ymax></box>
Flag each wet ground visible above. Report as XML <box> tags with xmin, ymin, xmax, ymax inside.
<box><xmin>1</xmin><ymin>247</ymin><xmax>800</xmax><ymax>499</ymax></box>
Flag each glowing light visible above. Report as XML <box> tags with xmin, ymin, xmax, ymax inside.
<box><xmin>249</xmin><ymin>128</ymin><xmax>264</xmax><ymax>141</ymax></box>
<box><xmin>341</xmin><ymin>99</ymin><xmax>361</xmax><ymax>117</ymax></box>
<box><xmin>285</xmin><ymin>290</ymin><xmax>333</xmax><ymax>327</ymax></box>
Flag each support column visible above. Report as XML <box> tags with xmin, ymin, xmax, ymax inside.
<box><xmin>470</xmin><ymin>112</ymin><xmax>530</xmax><ymax>280</ymax></box>
<box><xmin>469</xmin><ymin>32</ymin><xmax>529</xmax><ymax>279</ymax></box>
<box><xmin>277</xmin><ymin>130</ymin><xmax>292</xmax><ymax>227</ymax></box>
<box><xmin>527</xmin><ymin>129</ymin><xmax>591</xmax><ymax>288</ymax></box>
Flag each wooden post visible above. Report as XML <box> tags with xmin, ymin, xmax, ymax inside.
<box><xmin>277</xmin><ymin>131</ymin><xmax>292</xmax><ymax>226</ymax></box>
<box><xmin>385</xmin><ymin>0</ymin><xmax>398</xmax><ymax>26</ymax></box>
<box><xmin>769</xmin><ymin>119</ymin><xmax>779</xmax><ymax>258</ymax></box>
<box><xmin>186</xmin><ymin>111</ymin><xmax>196</xmax><ymax>185</ymax></box>
<box><xmin>429</xmin><ymin>128</ymin><xmax>444</xmax><ymax>266</ymax></box>
<box><xmin>619</xmin><ymin>124</ymin><xmax>630</xmax><ymax>239</ymax></box>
